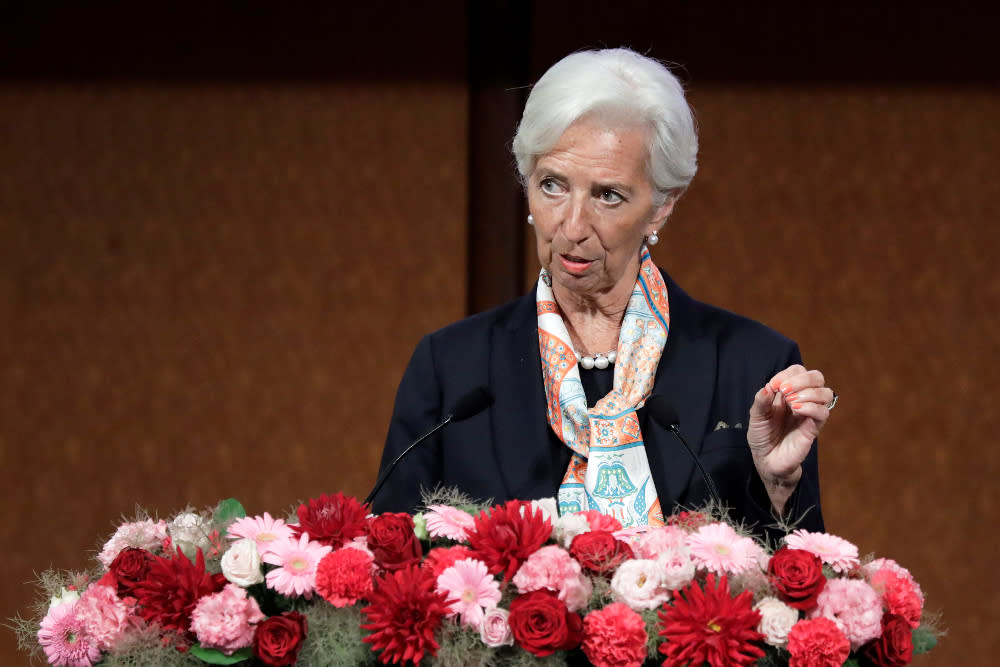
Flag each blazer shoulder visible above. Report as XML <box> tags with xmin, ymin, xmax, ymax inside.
<box><xmin>424</xmin><ymin>291</ymin><xmax>534</xmax><ymax>347</ymax></box>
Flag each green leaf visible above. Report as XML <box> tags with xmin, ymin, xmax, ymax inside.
<box><xmin>214</xmin><ymin>498</ymin><xmax>246</xmax><ymax>525</ymax></box>
<box><xmin>189</xmin><ymin>644</ymin><xmax>252</xmax><ymax>664</ymax></box>
<box><xmin>843</xmin><ymin>659</ymin><xmax>860</xmax><ymax>667</ymax></box>
<box><xmin>912</xmin><ymin>624</ymin><xmax>939</xmax><ymax>654</ymax></box>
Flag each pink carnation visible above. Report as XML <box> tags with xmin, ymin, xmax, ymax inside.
<box><xmin>786</xmin><ymin>617</ymin><xmax>851</xmax><ymax>667</ymax></box>
<box><xmin>190</xmin><ymin>584</ymin><xmax>265</xmax><ymax>654</ymax></box>
<box><xmin>686</xmin><ymin>522</ymin><xmax>760</xmax><ymax>575</ymax></box>
<box><xmin>864</xmin><ymin>557</ymin><xmax>919</xmax><ymax>587</ymax></box>
<box><xmin>870</xmin><ymin>569</ymin><xmax>923</xmax><ymax>628</ymax></box>
<box><xmin>809</xmin><ymin>578</ymin><xmax>883</xmax><ymax>650</ymax></box>
<box><xmin>581</xmin><ymin>602</ymin><xmax>648</xmax><ymax>667</ymax></box>
<box><xmin>785</xmin><ymin>530</ymin><xmax>860</xmax><ymax>574</ymax></box>
<box><xmin>97</xmin><ymin>519</ymin><xmax>168</xmax><ymax>568</ymax></box>
<box><xmin>38</xmin><ymin>600</ymin><xmax>102</xmax><ymax>667</ymax></box>
<box><xmin>657</xmin><ymin>546</ymin><xmax>697</xmax><ymax>590</ymax></box>
<box><xmin>74</xmin><ymin>584</ymin><xmax>132</xmax><ymax>651</ymax></box>
<box><xmin>424</xmin><ymin>505</ymin><xmax>476</xmax><ymax>541</ymax></box>
<box><xmin>634</xmin><ymin>525</ymin><xmax>687</xmax><ymax>559</ymax></box>
<box><xmin>512</xmin><ymin>545</ymin><xmax>592</xmax><ymax>612</ymax></box>
<box><xmin>315</xmin><ymin>546</ymin><xmax>375</xmax><ymax>607</ymax></box>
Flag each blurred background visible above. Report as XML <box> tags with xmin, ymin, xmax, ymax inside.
<box><xmin>2</xmin><ymin>1</ymin><xmax>997</xmax><ymax>663</ymax></box>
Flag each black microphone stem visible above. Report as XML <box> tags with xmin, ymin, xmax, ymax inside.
<box><xmin>364</xmin><ymin>414</ymin><xmax>454</xmax><ymax>507</ymax></box>
<box><xmin>666</xmin><ymin>423</ymin><xmax>722</xmax><ymax>508</ymax></box>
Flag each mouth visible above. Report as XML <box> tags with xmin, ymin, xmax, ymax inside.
<box><xmin>559</xmin><ymin>253</ymin><xmax>594</xmax><ymax>274</ymax></box>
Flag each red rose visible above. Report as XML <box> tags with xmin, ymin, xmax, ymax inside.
<box><xmin>253</xmin><ymin>612</ymin><xmax>308</xmax><ymax>666</ymax></box>
<box><xmin>367</xmin><ymin>513</ymin><xmax>422</xmax><ymax>571</ymax></box>
<box><xmin>768</xmin><ymin>547</ymin><xmax>826</xmax><ymax>610</ymax></box>
<box><xmin>863</xmin><ymin>613</ymin><xmax>914</xmax><ymax>667</ymax></box>
<box><xmin>108</xmin><ymin>547</ymin><xmax>154</xmax><ymax>598</ymax></box>
<box><xmin>508</xmin><ymin>589</ymin><xmax>583</xmax><ymax>657</ymax></box>
<box><xmin>569</xmin><ymin>530</ymin><xmax>633</xmax><ymax>575</ymax></box>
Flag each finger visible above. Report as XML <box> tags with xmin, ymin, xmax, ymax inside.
<box><xmin>776</xmin><ymin>369</ymin><xmax>826</xmax><ymax>396</ymax></box>
<box><xmin>766</xmin><ymin>364</ymin><xmax>806</xmax><ymax>391</ymax></box>
<box><xmin>750</xmin><ymin>381</ymin><xmax>784</xmax><ymax>419</ymax></box>
<box><xmin>789</xmin><ymin>400</ymin><xmax>831</xmax><ymax>425</ymax></box>
<box><xmin>782</xmin><ymin>386</ymin><xmax>835</xmax><ymax>408</ymax></box>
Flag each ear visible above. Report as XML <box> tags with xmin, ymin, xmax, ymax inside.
<box><xmin>646</xmin><ymin>192</ymin><xmax>677</xmax><ymax>236</ymax></box>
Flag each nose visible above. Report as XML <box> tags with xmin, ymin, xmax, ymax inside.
<box><xmin>560</xmin><ymin>195</ymin><xmax>591</xmax><ymax>244</ymax></box>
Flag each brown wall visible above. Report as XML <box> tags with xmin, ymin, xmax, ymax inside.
<box><xmin>0</xmin><ymin>81</ymin><xmax>468</xmax><ymax>662</ymax></box>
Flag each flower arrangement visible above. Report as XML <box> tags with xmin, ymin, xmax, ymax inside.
<box><xmin>12</xmin><ymin>491</ymin><xmax>940</xmax><ymax>667</ymax></box>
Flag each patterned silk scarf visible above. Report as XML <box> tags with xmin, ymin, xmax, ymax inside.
<box><xmin>537</xmin><ymin>248</ymin><xmax>670</xmax><ymax>528</ymax></box>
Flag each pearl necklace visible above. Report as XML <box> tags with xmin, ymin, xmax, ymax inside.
<box><xmin>578</xmin><ymin>349</ymin><xmax>617</xmax><ymax>370</ymax></box>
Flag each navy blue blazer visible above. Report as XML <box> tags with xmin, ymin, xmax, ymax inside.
<box><xmin>374</xmin><ymin>270</ymin><xmax>823</xmax><ymax>539</ymax></box>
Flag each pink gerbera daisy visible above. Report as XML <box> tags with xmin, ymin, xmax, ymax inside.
<box><xmin>785</xmin><ymin>530</ymin><xmax>860</xmax><ymax>574</ymax></box>
<box><xmin>227</xmin><ymin>512</ymin><xmax>295</xmax><ymax>557</ymax></box>
<box><xmin>436</xmin><ymin>558</ymin><xmax>502</xmax><ymax>627</ymax></box>
<box><xmin>685</xmin><ymin>522</ymin><xmax>759</xmax><ymax>575</ymax></box>
<box><xmin>424</xmin><ymin>505</ymin><xmax>476</xmax><ymax>541</ymax></box>
<box><xmin>262</xmin><ymin>533</ymin><xmax>333</xmax><ymax>597</ymax></box>
<box><xmin>37</xmin><ymin>600</ymin><xmax>102</xmax><ymax>667</ymax></box>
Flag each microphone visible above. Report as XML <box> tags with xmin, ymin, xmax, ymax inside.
<box><xmin>645</xmin><ymin>394</ymin><xmax>722</xmax><ymax>507</ymax></box>
<box><xmin>364</xmin><ymin>386</ymin><xmax>495</xmax><ymax>507</ymax></box>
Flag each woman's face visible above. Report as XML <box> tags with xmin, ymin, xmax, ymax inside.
<box><xmin>528</xmin><ymin>118</ymin><xmax>674</xmax><ymax>303</ymax></box>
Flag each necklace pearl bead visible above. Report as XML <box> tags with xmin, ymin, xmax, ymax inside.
<box><xmin>578</xmin><ymin>349</ymin><xmax>616</xmax><ymax>369</ymax></box>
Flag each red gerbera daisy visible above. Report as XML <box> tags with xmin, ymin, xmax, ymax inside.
<box><xmin>361</xmin><ymin>564</ymin><xmax>449</xmax><ymax>665</ymax></box>
<box><xmin>131</xmin><ymin>547</ymin><xmax>226</xmax><ymax>638</ymax></box>
<box><xmin>658</xmin><ymin>573</ymin><xmax>765</xmax><ymax>667</ymax></box>
<box><xmin>293</xmin><ymin>492</ymin><xmax>369</xmax><ymax>548</ymax></box>
<box><xmin>466</xmin><ymin>500</ymin><xmax>551</xmax><ymax>583</ymax></box>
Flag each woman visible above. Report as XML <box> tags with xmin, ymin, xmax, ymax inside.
<box><xmin>374</xmin><ymin>48</ymin><xmax>832</xmax><ymax>536</ymax></box>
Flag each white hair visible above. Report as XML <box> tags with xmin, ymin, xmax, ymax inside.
<box><xmin>512</xmin><ymin>48</ymin><xmax>698</xmax><ymax>202</ymax></box>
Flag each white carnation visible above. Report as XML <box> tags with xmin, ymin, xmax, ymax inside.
<box><xmin>169</xmin><ymin>512</ymin><xmax>212</xmax><ymax>558</ymax></box>
<box><xmin>97</xmin><ymin>519</ymin><xmax>169</xmax><ymax>568</ymax></box>
<box><xmin>48</xmin><ymin>587</ymin><xmax>80</xmax><ymax>612</ymax></box>
<box><xmin>755</xmin><ymin>596</ymin><xmax>800</xmax><ymax>647</ymax></box>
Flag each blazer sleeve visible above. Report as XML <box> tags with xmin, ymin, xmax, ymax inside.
<box><xmin>741</xmin><ymin>342</ymin><xmax>825</xmax><ymax>542</ymax></box>
<box><xmin>372</xmin><ymin>335</ymin><xmax>445</xmax><ymax>515</ymax></box>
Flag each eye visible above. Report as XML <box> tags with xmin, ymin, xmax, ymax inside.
<box><xmin>539</xmin><ymin>177</ymin><xmax>564</xmax><ymax>195</ymax></box>
<box><xmin>598</xmin><ymin>189</ymin><xmax>624</xmax><ymax>204</ymax></box>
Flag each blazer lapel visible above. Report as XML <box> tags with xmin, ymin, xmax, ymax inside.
<box><xmin>489</xmin><ymin>289</ymin><xmax>557</xmax><ymax>500</ymax></box>
<box><xmin>639</xmin><ymin>271</ymin><xmax>717</xmax><ymax>511</ymax></box>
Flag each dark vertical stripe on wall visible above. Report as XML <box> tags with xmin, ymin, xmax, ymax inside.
<box><xmin>466</xmin><ymin>0</ymin><xmax>532</xmax><ymax>314</ymax></box>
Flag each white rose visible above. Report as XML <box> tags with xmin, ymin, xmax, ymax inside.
<box><xmin>755</xmin><ymin>596</ymin><xmax>799</xmax><ymax>647</ymax></box>
<box><xmin>221</xmin><ymin>538</ymin><xmax>265</xmax><ymax>587</ymax></box>
<box><xmin>48</xmin><ymin>587</ymin><xmax>80</xmax><ymax>612</ymax></box>
<box><xmin>479</xmin><ymin>607</ymin><xmax>514</xmax><ymax>648</ymax></box>
<box><xmin>169</xmin><ymin>512</ymin><xmax>211</xmax><ymax>558</ymax></box>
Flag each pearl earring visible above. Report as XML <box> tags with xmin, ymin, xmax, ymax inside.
<box><xmin>647</xmin><ymin>230</ymin><xmax>659</xmax><ymax>246</ymax></box>
<box><xmin>527</xmin><ymin>214</ymin><xmax>535</xmax><ymax>226</ymax></box>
